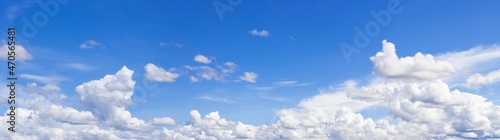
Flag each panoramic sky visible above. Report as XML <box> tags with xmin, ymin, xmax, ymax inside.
<box><xmin>1</xmin><ymin>0</ymin><xmax>500</xmax><ymax>139</ymax></box>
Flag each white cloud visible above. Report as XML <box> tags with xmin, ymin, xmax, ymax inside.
<box><xmin>76</xmin><ymin>66</ymin><xmax>152</xmax><ymax>131</ymax></box>
<box><xmin>144</xmin><ymin>63</ymin><xmax>180</xmax><ymax>82</ymax></box>
<box><xmin>0</xmin><ymin>42</ymin><xmax>32</xmax><ymax>61</ymax></box>
<box><xmin>198</xmin><ymin>96</ymin><xmax>235</xmax><ymax>104</ymax></box>
<box><xmin>185</xmin><ymin>62</ymin><xmax>237</xmax><ymax>82</ymax></box>
<box><xmin>66</xmin><ymin>63</ymin><xmax>95</xmax><ymax>71</ymax></box>
<box><xmin>437</xmin><ymin>45</ymin><xmax>500</xmax><ymax>71</ymax></box>
<box><xmin>151</xmin><ymin>117</ymin><xmax>176</xmax><ymax>126</ymax></box>
<box><xmin>239</xmin><ymin>72</ymin><xmax>258</xmax><ymax>83</ymax></box>
<box><xmin>20</xmin><ymin>74</ymin><xmax>67</xmax><ymax>84</ymax></box>
<box><xmin>259</xmin><ymin>95</ymin><xmax>291</xmax><ymax>102</ymax></box>
<box><xmin>159</xmin><ymin>41</ymin><xmax>184</xmax><ymax>48</ymax></box>
<box><xmin>2</xmin><ymin>41</ymin><xmax>500</xmax><ymax>139</ymax></box>
<box><xmin>274</xmin><ymin>80</ymin><xmax>314</xmax><ymax>87</ymax></box>
<box><xmin>80</xmin><ymin>40</ymin><xmax>105</xmax><ymax>49</ymax></box>
<box><xmin>194</xmin><ymin>54</ymin><xmax>212</xmax><ymax>64</ymax></box>
<box><xmin>370</xmin><ymin>40</ymin><xmax>457</xmax><ymax>80</ymax></box>
<box><xmin>465</xmin><ymin>69</ymin><xmax>500</xmax><ymax>89</ymax></box>
<box><xmin>248</xmin><ymin>29</ymin><xmax>269</xmax><ymax>37</ymax></box>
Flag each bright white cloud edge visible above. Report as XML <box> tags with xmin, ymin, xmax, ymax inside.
<box><xmin>1</xmin><ymin>40</ymin><xmax>500</xmax><ymax>139</ymax></box>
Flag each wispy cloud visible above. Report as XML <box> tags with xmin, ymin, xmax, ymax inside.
<box><xmin>274</xmin><ymin>80</ymin><xmax>314</xmax><ymax>87</ymax></box>
<box><xmin>4</xmin><ymin>1</ymin><xmax>37</xmax><ymax>21</ymax></box>
<box><xmin>20</xmin><ymin>74</ymin><xmax>67</xmax><ymax>84</ymax></box>
<box><xmin>159</xmin><ymin>41</ymin><xmax>184</xmax><ymax>48</ymax></box>
<box><xmin>198</xmin><ymin>95</ymin><xmax>235</xmax><ymax>103</ymax></box>
<box><xmin>259</xmin><ymin>95</ymin><xmax>291</xmax><ymax>102</ymax></box>
<box><xmin>65</xmin><ymin>63</ymin><xmax>95</xmax><ymax>71</ymax></box>
<box><xmin>247</xmin><ymin>80</ymin><xmax>314</xmax><ymax>91</ymax></box>
<box><xmin>80</xmin><ymin>40</ymin><xmax>105</xmax><ymax>49</ymax></box>
<box><xmin>248</xmin><ymin>29</ymin><xmax>269</xmax><ymax>37</ymax></box>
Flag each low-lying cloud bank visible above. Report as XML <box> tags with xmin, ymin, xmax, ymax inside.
<box><xmin>1</xmin><ymin>40</ymin><xmax>500</xmax><ymax>139</ymax></box>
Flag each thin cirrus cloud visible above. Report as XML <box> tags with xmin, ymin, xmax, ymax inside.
<box><xmin>198</xmin><ymin>95</ymin><xmax>235</xmax><ymax>104</ymax></box>
<box><xmin>144</xmin><ymin>63</ymin><xmax>180</xmax><ymax>82</ymax></box>
<box><xmin>159</xmin><ymin>41</ymin><xmax>184</xmax><ymax>48</ymax></box>
<box><xmin>248</xmin><ymin>29</ymin><xmax>269</xmax><ymax>37</ymax></box>
<box><xmin>79</xmin><ymin>40</ymin><xmax>105</xmax><ymax>49</ymax></box>
<box><xmin>3</xmin><ymin>40</ymin><xmax>500</xmax><ymax>139</ymax></box>
<box><xmin>19</xmin><ymin>74</ymin><xmax>67</xmax><ymax>84</ymax></box>
<box><xmin>66</xmin><ymin>63</ymin><xmax>95</xmax><ymax>71</ymax></box>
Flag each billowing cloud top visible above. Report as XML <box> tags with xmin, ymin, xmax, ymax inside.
<box><xmin>370</xmin><ymin>40</ymin><xmax>457</xmax><ymax>80</ymax></box>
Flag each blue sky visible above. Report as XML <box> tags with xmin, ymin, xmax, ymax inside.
<box><xmin>2</xmin><ymin>0</ymin><xmax>500</xmax><ymax>139</ymax></box>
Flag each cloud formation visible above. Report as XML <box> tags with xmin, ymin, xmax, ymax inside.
<box><xmin>79</xmin><ymin>40</ymin><xmax>105</xmax><ymax>49</ymax></box>
<box><xmin>1</xmin><ymin>40</ymin><xmax>500</xmax><ymax>139</ymax></box>
<box><xmin>185</xmin><ymin>61</ymin><xmax>238</xmax><ymax>82</ymax></box>
<box><xmin>144</xmin><ymin>63</ymin><xmax>180</xmax><ymax>82</ymax></box>
<box><xmin>194</xmin><ymin>54</ymin><xmax>212</xmax><ymax>64</ymax></box>
<box><xmin>465</xmin><ymin>69</ymin><xmax>500</xmax><ymax>89</ymax></box>
<box><xmin>248</xmin><ymin>29</ymin><xmax>269</xmax><ymax>37</ymax></box>
<box><xmin>0</xmin><ymin>42</ymin><xmax>32</xmax><ymax>61</ymax></box>
<box><xmin>239</xmin><ymin>72</ymin><xmax>258</xmax><ymax>83</ymax></box>
<box><xmin>370</xmin><ymin>40</ymin><xmax>457</xmax><ymax>80</ymax></box>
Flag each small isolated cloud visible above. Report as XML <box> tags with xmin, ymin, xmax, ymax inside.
<box><xmin>198</xmin><ymin>96</ymin><xmax>235</xmax><ymax>103</ymax></box>
<box><xmin>248</xmin><ymin>29</ymin><xmax>269</xmax><ymax>37</ymax></box>
<box><xmin>79</xmin><ymin>40</ymin><xmax>105</xmax><ymax>49</ymax></box>
<box><xmin>159</xmin><ymin>41</ymin><xmax>184</xmax><ymax>48</ymax></box>
<box><xmin>194</xmin><ymin>54</ymin><xmax>212</xmax><ymax>64</ymax></box>
<box><xmin>239</xmin><ymin>72</ymin><xmax>258</xmax><ymax>83</ymax></box>
<box><xmin>465</xmin><ymin>69</ymin><xmax>500</xmax><ymax>89</ymax></box>
<box><xmin>370</xmin><ymin>40</ymin><xmax>457</xmax><ymax>80</ymax></box>
<box><xmin>151</xmin><ymin>117</ymin><xmax>176</xmax><ymax>126</ymax></box>
<box><xmin>66</xmin><ymin>63</ymin><xmax>94</xmax><ymax>71</ymax></box>
<box><xmin>289</xmin><ymin>36</ymin><xmax>296</xmax><ymax>40</ymax></box>
<box><xmin>20</xmin><ymin>74</ymin><xmax>67</xmax><ymax>84</ymax></box>
<box><xmin>0</xmin><ymin>42</ymin><xmax>32</xmax><ymax>61</ymax></box>
<box><xmin>144</xmin><ymin>63</ymin><xmax>180</xmax><ymax>82</ymax></box>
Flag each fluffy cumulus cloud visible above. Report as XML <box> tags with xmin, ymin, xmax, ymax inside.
<box><xmin>2</xmin><ymin>40</ymin><xmax>500</xmax><ymax>139</ymax></box>
<box><xmin>370</xmin><ymin>40</ymin><xmax>457</xmax><ymax>80</ymax></box>
<box><xmin>239</xmin><ymin>72</ymin><xmax>258</xmax><ymax>83</ymax></box>
<box><xmin>151</xmin><ymin>117</ymin><xmax>176</xmax><ymax>126</ymax></box>
<box><xmin>144</xmin><ymin>63</ymin><xmax>180</xmax><ymax>82</ymax></box>
<box><xmin>194</xmin><ymin>54</ymin><xmax>212</xmax><ymax>64</ymax></box>
<box><xmin>248</xmin><ymin>29</ymin><xmax>269</xmax><ymax>37</ymax></box>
